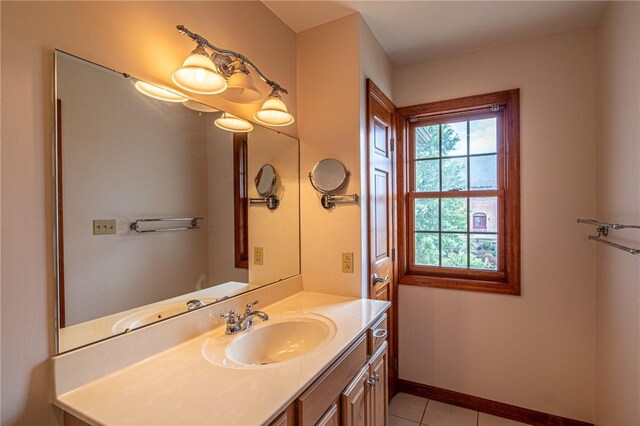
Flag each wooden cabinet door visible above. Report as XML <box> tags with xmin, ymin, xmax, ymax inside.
<box><xmin>341</xmin><ymin>365</ymin><xmax>370</xmax><ymax>426</ymax></box>
<box><xmin>369</xmin><ymin>344</ymin><xmax>388</xmax><ymax>426</ymax></box>
<box><xmin>316</xmin><ymin>402</ymin><xmax>340</xmax><ymax>426</ymax></box>
<box><xmin>269</xmin><ymin>403</ymin><xmax>295</xmax><ymax>426</ymax></box>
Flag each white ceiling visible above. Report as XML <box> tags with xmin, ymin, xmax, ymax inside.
<box><xmin>262</xmin><ymin>1</ymin><xmax>607</xmax><ymax>65</ymax></box>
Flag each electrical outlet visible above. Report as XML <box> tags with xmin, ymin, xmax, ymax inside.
<box><xmin>254</xmin><ymin>247</ymin><xmax>264</xmax><ymax>266</ymax></box>
<box><xmin>342</xmin><ymin>252</ymin><xmax>354</xmax><ymax>273</ymax></box>
<box><xmin>93</xmin><ymin>219</ymin><xmax>116</xmax><ymax>235</ymax></box>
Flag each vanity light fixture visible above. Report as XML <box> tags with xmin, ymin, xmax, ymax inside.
<box><xmin>254</xmin><ymin>89</ymin><xmax>295</xmax><ymax>126</ymax></box>
<box><xmin>223</xmin><ymin>62</ymin><xmax>264</xmax><ymax>103</ymax></box>
<box><xmin>174</xmin><ymin>25</ymin><xmax>293</xmax><ymax>126</ymax></box>
<box><xmin>134</xmin><ymin>81</ymin><xmax>188</xmax><ymax>103</ymax></box>
<box><xmin>215</xmin><ymin>112</ymin><xmax>254</xmax><ymax>132</ymax></box>
<box><xmin>171</xmin><ymin>44</ymin><xmax>227</xmax><ymax>95</ymax></box>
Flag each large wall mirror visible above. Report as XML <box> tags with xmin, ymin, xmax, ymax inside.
<box><xmin>54</xmin><ymin>51</ymin><xmax>300</xmax><ymax>353</ymax></box>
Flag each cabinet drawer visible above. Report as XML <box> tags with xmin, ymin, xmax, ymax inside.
<box><xmin>367</xmin><ymin>314</ymin><xmax>388</xmax><ymax>355</ymax></box>
<box><xmin>297</xmin><ymin>334</ymin><xmax>367</xmax><ymax>425</ymax></box>
<box><xmin>316</xmin><ymin>402</ymin><xmax>339</xmax><ymax>426</ymax></box>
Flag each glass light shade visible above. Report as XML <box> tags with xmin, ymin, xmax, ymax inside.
<box><xmin>171</xmin><ymin>52</ymin><xmax>227</xmax><ymax>95</ymax></box>
<box><xmin>254</xmin><ymin>97</ymin><xmax>295</xmax><ymax>126</ymax></box>
<box><xmin>221</xmin><ymin>71</ymin><xmax>263</xmax><ymax>103</ymax></box>
<box><xmin>214</xmin><ymin>113</ymin><xmax>253</xmax><ymax>132</ymax></box>
<box><xmin>134</xmin><ymin>81</ymin><xmax>188</xmax><ymax>103</ymax></box>
<box><xmin>182</xmin><ymin>99</ymin><xmax>219</xmax><ymax>113</ymax></box>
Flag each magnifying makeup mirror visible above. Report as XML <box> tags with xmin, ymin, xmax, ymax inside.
<box><xmin>309</xmin><ymin>158</ymin><xmax>349</xmax><ymax>194</ymax></box>
<box><xmin>308</xmin><ymin>158</ymin><xmax>358</xmax><ymax>209</ymax></box>
<box><xmin>250</xmin><ymin>164</ymin><xmax>280</xmax><ymax>210</ymax></box>
<box><xmin>255</xmin><ymin>164</ymin><xmax>278</xmax><ymax>197</ymax></box>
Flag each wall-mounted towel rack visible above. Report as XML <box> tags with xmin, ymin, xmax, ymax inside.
<box><xmin>577</xmin><ymin>218</ymin><xmax>640</xmax><ymax>255</ymax></box>
<box><xmin>130</xmin><ymin>217</ymin><xmax>203</xmax><ymax>234</ymax></box>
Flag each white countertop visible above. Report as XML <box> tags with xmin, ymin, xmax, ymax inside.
<box><xmin>54</xmin><ymin>291</ymin><xmax>390</xmax><ymax>426</ymax></box>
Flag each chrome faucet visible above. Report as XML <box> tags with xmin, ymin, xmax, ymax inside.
<box><xmin>186</xmin><ymin>299</ymin><xmax>206</xmax><ymax>311</ymax></box>
<box><xmin>220</xmin><ymin>300</ymin><xmax>269</xmax><ymax>335</ymax></box>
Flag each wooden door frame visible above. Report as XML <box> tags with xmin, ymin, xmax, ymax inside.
<box><xmin>365</xmin><ymin>79</ymin><xmax>398</xmax><ymax>397</ymax></box>
<box><xmin>233</xmin><ymin>132</ymin><xmax>249</xmax><ymax>269</ymax></box>
<box><xmin>56</xmin><ymin>98</ymin><xmax>66</xmax><ymax>328</ymax></box>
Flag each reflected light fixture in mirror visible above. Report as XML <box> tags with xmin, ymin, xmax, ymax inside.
<box><xmin>254</xmin><ymin>89</ymin><xmax>295</xmax><ymax>127</ymax></box>
<box><xmin>215</xmin><ymin>112</ymin><xmax>254</xmax><ymax>132</ymax></box>
<box><xmin>182</xmin><ymin>99</ymin><xmax>219</xmax><ymax>113</ymax></box>
<box><xmin>134</xmin><ymin>81</ymin><xmax>188</xmax><ymax>103</ymax></box>
<box><xmin>171</xmin><ymin>45</ymin><xmax>227</xmax><ymax>95</ymax></box>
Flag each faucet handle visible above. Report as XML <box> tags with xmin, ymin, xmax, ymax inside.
<box><xmin>221</xmin><ymin>310</ymin><xmax>238</xmax><ymax>322</ymax></box>
<box><xmin>245</xmin><ymin>300</ymin><xmax>259</xmax><ymax>312</ymax></box>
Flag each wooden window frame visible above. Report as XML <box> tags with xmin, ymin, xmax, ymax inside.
<box><xmin>397</xmin><ymin>89</ymin><xmax>520</xmax><ymax>295</ymax></box>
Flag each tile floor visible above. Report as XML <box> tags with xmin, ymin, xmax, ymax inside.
<box><xmin>388</xmin><ymin>393</ymin><xmax>531</xmax><ymax>426</ymax></box>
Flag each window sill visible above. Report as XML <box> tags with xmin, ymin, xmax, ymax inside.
<box><xmin>399</xmin><ymin>274</ymin><xmax>520</xmax><ymax>295</ymax></box>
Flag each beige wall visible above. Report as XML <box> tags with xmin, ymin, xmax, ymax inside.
<box><xmin>296</xmin><ymin>14</ymin><xmax>394</xmax><ymax>298</ymax></box>
<box><xmin>594</xmin><ymin>2</ymin><xmax>640</xmax><ymax>425</ymax></box>
<box><xmin>0</xmin><ymin>2</ymin><xmax>296</xmax><ymax>424</ymax></box>
<box><xmin>297</xmin><ymin>14</ymin><xmax>363</xmax><ymax>297</ymax></box>
<box><xmin>394</xmin><ymin>29</ymin><xmax>597</xmax><ymax>422</ymax></box>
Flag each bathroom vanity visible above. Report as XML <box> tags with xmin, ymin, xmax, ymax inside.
<box><xmin>52</xmin><ymin>287</ymin><xmax>390</xmax><ymax>425</ymax></box>
<box><xmin>51</xmin><ymin>50</ymin><xmax>390</xmax><ymax>426</ymax></box>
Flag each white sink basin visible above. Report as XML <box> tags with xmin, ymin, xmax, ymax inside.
<box><xmin>202</xmin><ymin>314</ymin><xmax>336</xmax><ymax>368</ymax></box>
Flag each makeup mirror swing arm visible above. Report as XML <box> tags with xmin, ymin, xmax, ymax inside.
<box><xmin>320</xmin><ymin>194</ymin><xmax>359</xmax><ymax>209</ymax></box>
<box><xmin>249</xmin><ymin>196</ymin><xmax>280</xmax><ymax>210</ymax></box>
<box><xmin>176</xmin><ymin>25</ymin><xmax>288</xmax><ymax>96</ymax></box>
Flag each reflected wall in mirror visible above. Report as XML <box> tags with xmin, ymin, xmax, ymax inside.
<box><xmin>55</xmin><ymin>51</ymin><xmax>300</xmax><ymax>353</ymax></box>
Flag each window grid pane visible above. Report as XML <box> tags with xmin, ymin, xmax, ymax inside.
<box><xmin>414</xmin><ymin>121</ymin><xmax>497</xmax><ymax>195</ymax></box>
<box><xmin>412</xmin><ymin>117</ymin><xmax>500</xmax><ymax>272</ymax></box>
<box><xmin>413</xmin><ymin>196</ymin><xmax>499</xmax><ymax>271</ymax></box>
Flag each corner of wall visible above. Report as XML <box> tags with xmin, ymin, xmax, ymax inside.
<box><xmin>296</xmin><ymin>14</ymin><xmax>363</xmax><ymax>298</ymax></box>
<box><xmin>594</xmin><ymin>2</ymin><xmax>640</xmax><ymax>424</ymax></box>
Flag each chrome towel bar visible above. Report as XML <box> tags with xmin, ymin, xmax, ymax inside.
<box><xmin>130</xmin><ymin>217</ymin><xmax>203</xmax><ymax>233</ymax></box>
<box><xmin>577</xmin><ymin>218</ymin><xmax>639</xmax><ymax>255</ymax></box>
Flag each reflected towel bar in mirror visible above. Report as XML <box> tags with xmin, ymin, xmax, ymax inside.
<box><xmin>130</xmin><ymin>217</ymin><xmax>203</xmax><ymax>233</ymax></box>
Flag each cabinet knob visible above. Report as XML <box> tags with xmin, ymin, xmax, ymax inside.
<box><xmin>367</xmin><ymin>373</ymin><xmax>380</xmax><ymax>387</ymax></box>
<box><xmin>373</xmin><ymin>329</ymin><xmax>387</xmax><ymax>339</ymax></box>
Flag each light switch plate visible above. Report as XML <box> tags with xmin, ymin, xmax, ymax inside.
<box><xmin>254</xmin><ymin>247</ymin><xmax>264</xmax><ymax>265</ymax></box>
<box><xmin>93</xmin><ymin>219</ymin><xmax>116</xmax><ymax>235</ymax></box>
<box><xmin>342</xmin><ymin>252</ymin><xmax>354</xmax><ymax>273</ymax></box>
